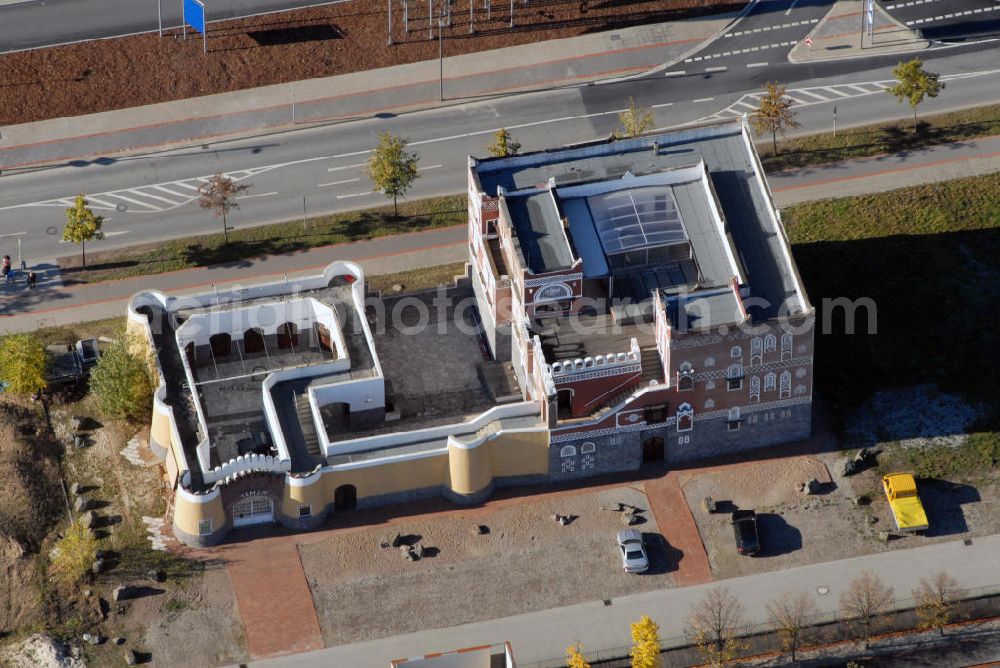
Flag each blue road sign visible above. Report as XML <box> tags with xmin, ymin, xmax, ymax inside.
<box><xmin>183</xmin><ymin>0</ymin><xmax>206</xmax><ymax>34</ymax></box>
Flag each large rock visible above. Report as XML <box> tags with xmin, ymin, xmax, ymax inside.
<box><xmin>81</xmin><ymin>511</ymin><xmax>98</xmax><ymax>529</ymax></box>
<box><xmin>69</xmin><ymin>482</ymin><xmax>82</xmax><ymax>496</ymax></box>
<box><xmin>73</xmin><ymin>496</ymin><xmax>92</xmax><ymax>513</ymax></box>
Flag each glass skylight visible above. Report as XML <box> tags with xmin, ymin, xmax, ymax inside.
<box><xmin>587</xmin><ymin>186</ymin><xmax>686</xmax><ymax>255</ymax></box>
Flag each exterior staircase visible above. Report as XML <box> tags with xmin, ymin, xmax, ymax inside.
<box><xmin>639</xmin><ymin>347</ymin><xmax>665</xmax><ymax>384</ymax></box>
<box><xmin>294</xmin><ymin>391</ymin><xmax>323</xmax><ymax>459</ymax></box>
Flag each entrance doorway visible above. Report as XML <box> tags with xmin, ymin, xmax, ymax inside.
<box><xmin>642</xmin><ymin>437</ymin><xmax>665</xmax><ymax>464</ymax></box>
<box><xmin>334</xmin><ymin>484</ymin><xmax>357</xmax><ymax>511</ymax></box>
<box><xmin>557</xmin><ymin>389</ymin><xmax>574</xmax><ymax>420</ymax></box>
<box><xmin>232</xmin><ymin>495</ymin><xmax>274</xmax><ymax>527</ymax></box>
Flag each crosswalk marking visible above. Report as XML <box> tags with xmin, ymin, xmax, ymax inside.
<box><xmin>12</xmin><ymin>166</ymin><xmax>272</xmax><ymax>214</ymax></box>
<box><xmin>683</xmin><ymin>70</ymin><xmax>998</xmax><ymax>127</ymax></box>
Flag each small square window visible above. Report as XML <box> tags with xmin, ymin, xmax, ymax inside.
<box><xmin>727</xmin><ymin>420</ymin><xmax>741</xmax><ymax>432</ymax></box>
<box><xmin>727</xmin><ymin>378</ymin><xmax>742</xmax><ymax>391</ymax></box>
<box><xmin>298</xmin><ymin>505</ymin><xmax>312</xmax><ymax>518</ymax></box>
<box><xmin>198</xmin><ymin>519</ymin><xmax>213</xmax><ymax>536</ymax></box>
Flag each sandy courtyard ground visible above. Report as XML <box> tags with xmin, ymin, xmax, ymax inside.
<box><xmin>681</xmin><ymin>447</ymin><xmax>1000</xmax><ymax>581</ymax></box>
<box><xmin>299</xmin><ymin>485</ymin><xmax>676</xmax><ymax>645</ymax></box>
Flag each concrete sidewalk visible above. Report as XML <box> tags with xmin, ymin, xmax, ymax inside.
<box><xmin>250</xmin><ymin>533</ymin><xmax>1000</xmax><ymax>667</ymax></box>
<box><xmin>0</xmin><ymin>11</ymin><xmax>737</xmax><ymax>170</ymax></box>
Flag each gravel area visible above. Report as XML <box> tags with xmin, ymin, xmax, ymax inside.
<box><xmin>682</xmin><ymin>446</ymin><xmax>1000</xmax><ymax>582</ymax></box>
<box><xmin>299</xmin><ymin>485</ymin><xmax>675</xmax><ymax>645</ymax></box>
<box><xmin>0</xmin><ymin>0</ymin><xmax>737</xmax><ymax>126</ymax></box>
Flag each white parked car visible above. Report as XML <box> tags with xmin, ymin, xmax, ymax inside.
<box><xmin>616</xmin><ymin>529</ymin><xmax>649</xmax><ymax>573</ymax></box>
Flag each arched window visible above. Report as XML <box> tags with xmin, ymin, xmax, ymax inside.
<box><xmin>679</xmin><ymin>376</ymin><xmax>694</xmax><ymax>391</ymax></box>
<box><xmin>676</xmin><ymin>402</ymin><xmax>694</xmax><ymax>432</ymax></box>
<box><xmin>728</xmin><ymin>407</ymin><xmax>741</xmax><ymax>421</ymax></box>
<box><xmin>780</xmin><ymin>371</ymin><xmax>792</xmax><ymax>398</ymax></box>
<box><xmin>243</xmin><ymin>327</ymin><xmax>264</xmax><ymax>354</ymax></box>
<box><xmin>764</xmin><ymin>334</ymin><xmax>777</xmax><ymax>354</ymax></box>
<box><xmin>749</xmin><ymin>375</ymin><xmax>760</xmax><ymax>403</ymax></box>
<box><xmin>781</xmin><ymin>333</ymin><xmax>793</xmax><ymax>361</ymax></box>
<box><xmin>580</xmin><ymin>442</ymin><xmax>596</xmax><ymax>454</ymax></box>
<box><xmin>750</xmin><ymin>337</ymin><xmax>763</xmax><ymax>366</ymax></box>
<box><xmin>560</xmin><ymin>445</ymin><xmax>577</xmax><ymax>458</ymax></box>
<box><xmin>764</xmin><ymin>372</ymin><xmax>776</xmax><ymax>392</ymax></box>
<box><xmin>727</xmin><ymin>364</ymin><xmax>743</xmax><ymax>391</ymax></box>
<box><xmin>209</xmin><ymin>333</ymin><xmax>231</xmax><ymax>358</ymax></box>
<box><xmin>277</xmin><ymin>322</ymin><xmax>299</xmax><ymax>349</ymax></box>
<box><xmin>731</xmin><ymin>346</ymin><xmax>742</xmax><ymax>359</ymax></box>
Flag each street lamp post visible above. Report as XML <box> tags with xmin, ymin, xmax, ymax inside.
<box><xmin>157</xmin><ymin>0</ymin><xmax>163</xmax><ymax>36</ymax></box>
<box><xmin>388</xmin><ymin>0</ymin><xmax>393</xmax><ymax>45</ymax></box>
<box><xmin>438</xmin><ymin>11</ymin><xmax>444</xmax><ymax>101</ymax></box>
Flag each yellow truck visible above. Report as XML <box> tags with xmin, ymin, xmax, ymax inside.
<box><xmin>882</xmin><ymin>473</ymin><xmax>929</xmax><ymax>532</ymax></box>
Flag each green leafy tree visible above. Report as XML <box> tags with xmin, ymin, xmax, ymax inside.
<box><xmin>50</xmin><ymin>520</ymin><xmax>98</xmax><ymax>586</ymax></box>
<box><xmin>690</xmin><ymin>587</ymin><xmax>746</xmax><ymax>667</ymax></box>
<box><xmin>629</xmin><ymin>615</ymin><xmax>661</xmax><ymax>668</ymax></box>
<box><xmin>888</xmin><ymin>58</ymin><xmax>943</xmax><ymax>132</ymax></box>
<box><xmin>487</xmin><ymin>128</ymin><xmax>521</xmax><ymax>157</ymax></box>
<box><xmin>89</xmin><ymin>332</ymin><xmax>154</xmax><ymax>423</ymax></box>
<box><xmin>767</xmin><ymin>591</ymin><xmax>816</xmax><ymax>661</ymax></box>
<box><xmin>751</xmin><ymin>81</ymin><xmax>800</xmax><ymax>155</ymax></box>
<box><xmin>616</xmin><ymin>97</ymin><xmax>655</xmax><ymax>139</ymax></box>
<box><xmin>0</xmin><ymin>334</ymin><xmax>49</xmax><ymax>396</ymax></box>
<box><xmin>914</xmin><ymin>571</ymin><xmax>960</xmax><ymax>636</ymax></box>
<box><xmin>366</xmin><ymin>132</ymin><xmax>420</xmax><ymax>216</ymax></box>
<box><xmin>841</xmin><ymin>571</ymin><xmax>894</xmax><ymax>649</ymax></box>
<box><xmin>198</xmin><ymin>173</ymin><xmax>250</xmax><ymax>245</ymax></box>
<box><xmin>62</xmin><ymin>194</ymin><xmax>105</xmax><ymax>269</ymax></box>
<box><xmin>566</xmin><ymin>643</ymin><xmax>591</xmax><ymax>668</ymax></box>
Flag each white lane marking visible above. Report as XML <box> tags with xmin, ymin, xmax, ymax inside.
<box><xmin>732</xmin><ymin>100</ymin><xmax>760</xmax><ymax>111</ymax></box>
<box><xmin>237</xmin><ymin>192</ymin><xmax>278</xmax><ymax>200</ymax></box>
<box><xmin>906</xmin><ymin>5</ymin><xmax>999</xmax><ymax>25</ymax></box>
<box><xmin>103</xmin><ymin>230</ymin><xmax>129</xmax><ymax>237</ymax></box>
<box><xmin>105</xmin><ymin>192</ymin><xmax>160</xmax><ymax>210</ymax></box>
<box><xmin>174</xmin><ymin>182</ymin><xmax>203</xmax><ymax>191</ymax></box>
<box><xmin>821</xmin><ymin>86</ymin><xmax>851</xmax><ymax>98</ymax></box>
<box><xmin>847</xmin><ymin>84</ymin><xmax>874</xmax><ymax>94</ymax></box>
<box><xmin>336</xmin><ymin>191</ymin><xmax>378</xmax><ymax>200</ymax></box>
<box><xmin>326</xmin><ymin>161</ymin><xmax>367</xmax><ymax>173</ymax></box>
<box><xmin>82</xmin><ymin>196</ymin><xmax>118</xmax><ymax>209</ymax></box>
<box><xmin>705</xmin><ymin>66</ymin><xmax>728</xmax><ymax>73</ymax></box>
<box><xmin>785</xmin><ymin>0</ymin><xmax>800</xmax><ymax>16</ymax></box>
<box><xmin>318</xmin><ymin>178</ymin><xmax>361</xmax><ymax>188</ymax></box>
<box><xmin>419</xmin><ymin>164</ymin><xmax>443</xmax><ymax>171</ymax></box>
<box><xmin>651</xmin><ymin>102</ymin><xmax>674</xmax><ymax>108</ymax></box>
<box><xmin>746</xmin><ymin>62</ymin><xmax>769</xmax><ymax>68</ymax></box>
<box><xmin>692</xmin><ymin>97</ymin><xmax>715</xmax><ymax>103</ymax></box>
<box><xmin>133</xmin><ymin>190</ymin><xmax>182</xmax><ymax>205</ymax></box>
<box><xmin>664</xmin><ymin>70</ymin><xmax>686</xmax><ymax>77</ymax></box>
<box><xmin>796</xmin><ymin>90</ymin><xmax>831</xmax><ymax>102</ymax></box>
<box><xmin>151</xmin><ymin>185</ymin><xmax>191</xmax><ymax>198</ymax></box>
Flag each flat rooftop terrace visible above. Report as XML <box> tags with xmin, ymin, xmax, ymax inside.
<box><xmin>323</xmin><ymin>286</ymin><xmax>522</xmax><ymax>446</ymax></box>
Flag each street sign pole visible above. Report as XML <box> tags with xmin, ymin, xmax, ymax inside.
<box><xmin>388</xmin><ymin>0</ymin><xmax>392</xmax><ymax>45</ymax></box>
<box><xmin>158</xmin><ymin>0</ymin><xmax>163</xmax><ymax>36</ymax></box>
<box><xmin>438</xmin><ymin>12</ymin><xmax>444</xmax><ymax>101</ymax></box>
<box><xmin>833</xmin><ymin>105</ymin><xmax>837</xmax><ymax>137</ymax></box>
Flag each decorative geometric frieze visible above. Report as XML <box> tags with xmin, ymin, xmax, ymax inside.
<box><xmin>524</xmin><ymin>273</ymin><xmax>583</xmax><ymax>288</ymax></box>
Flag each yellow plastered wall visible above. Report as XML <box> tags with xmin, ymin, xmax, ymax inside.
<box><xmin>281</xmin><ymin>476</ymin><xmax>328</xmax><ymax>517</ymax></box>
<box><xmin>320</xmin><ymin>452</ymin><xmax>451</xmax><ymax>501</ymax></box>
<box><xmin>173</xmin><ymin>491</ymin><xmax>226</xmax><ymax>538</ymax></box>
<box><xmin>487</xmin><ymin>430</ymin><xmax>550</xmax><ymax>478</ymax></box>
<box><xmin>448</xmin><ymin>440</ymin><xmax>492</xmax><ymax>496</ymax></box>
<box><xmin>150</xmin><ymin>408</ymin><xmax>172</xmax><ymax>450</ymax></box>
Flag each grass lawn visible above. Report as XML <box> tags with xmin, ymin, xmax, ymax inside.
<box><xmin>367</xmin><ymin>262</ymin><xmax>466</xmax><ymax>294</ymax></box>
<box><xmin>759</xmin><ymin>104</ymin><xmax>1000</xmax><ymax>172</ymax></box>
<box><xmin>784</xmin><ymin>172</ymin><xmax>1000</xmax><ymax>477</ymax></box>
<box><xmin>58</xmin><ymin>195</ymin><xmax>465</xmax><ymax>284</ymax></box>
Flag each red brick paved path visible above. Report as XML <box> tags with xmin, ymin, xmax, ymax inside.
<box><xmin>644</xmin><ymin>471</ymin><xmax>714</xmax><ymax>586</ymax></box>
<box><xmin>215</xmin><ymin>537</ymin><xmax>325</xmax><ymax>660</ymax></box>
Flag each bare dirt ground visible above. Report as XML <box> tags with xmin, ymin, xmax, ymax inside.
<box><xmin>299</xmin><ymin>485</ymin><xmax>675</xmax><ymax>645</ymax></box>
<box><xmin>681</xmin><ymin>411</ymin><xmax>1000</xmax><ymax>582</ymax></box>
<box><xmin>0</xmin><ymin>0</ymin><xmax>737</xmax><ymax>126</ymax></box>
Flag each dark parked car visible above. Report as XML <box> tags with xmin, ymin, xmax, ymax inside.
<box><xmin>731</xmin><ymin>509</ymin><xmax>761</xmax><ymax>556</ymax></box>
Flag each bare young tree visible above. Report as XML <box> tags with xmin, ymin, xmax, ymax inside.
<box><xmin>840</xmin><ymin>571</ymin><xmax>894</xmax><ymax>649</ymax></box>
<box><xmin>198</xmin><ymin>173</ymin><xmax>250</xmax><ymax>244</ymax></box>
<box><xmin>767</xmin><ymin>591</ymin><xmax>817</xmax><ymax>662</ymax></box>
<box><xmin>690</xmin><ymin>587</ymin><xmax>746</xmax><ymax>667</ymax></box>
<box><xmin>914</xmin><ymin>571</ymin><xmax>960</xmax><ymax>636</ymax></box>
<box><xmin>615</xmin><ymin>97</ymin><xmax>655</xmax><ymax>139</ymax></box>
